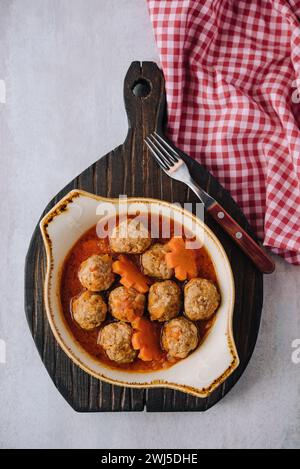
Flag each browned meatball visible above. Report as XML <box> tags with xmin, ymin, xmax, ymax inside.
<box><xmin>72</xmin><ymin>291</ymin><xmax>107</xmax><ymax>330</ymax></box>
<box><xmin>109</xmin><ymin>286</ymin><xmax>145</xmax><ymax>322</ymax></box>
<box><xmin>98</xmin><ymin>322</ymin><xmax>137</xmax><ymax>364</ymax></box>
<box><xmin>109</xmin><ymin>219</ymin><xmax>151</xmax><ymax>254</ymax></box>
<box><xmin>148</xmin><ymin>280</ymin><xmax>181</xmax><ymax>322</ymax></box>
<box><xmin>78</xmin><ymin>254</ymin><xmax>115</xmax><ymax>291</ymax></box>
<box><xmin>141</xmin><ymin>243</ymin><xmax>174</xmax><ymax>279</ymax></box>
<box><xmin>184</xmin><ymin>278</ymin><xmax>220</xmax><ymax>321</ymax></box>
<box><xmin>161</xmin><ymin>317</ymin><xmax>198</xmax><ymax>359</ymax></box>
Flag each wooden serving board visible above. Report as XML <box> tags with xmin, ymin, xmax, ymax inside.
<box><xmin>25</xmin><ymin>62</ymin><xmax>263</xmax><ymax>412</ymax></box>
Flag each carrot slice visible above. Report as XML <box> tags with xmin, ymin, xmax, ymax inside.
<box><xmin>112</xmin><ymin>255</ymin><xmax>151</xmax><ymax>293</ymax></box>
<box><xmin>132</xmin><ymin>317</ymin><xmax>162</xmax><ymax>362</ymax></box>
<box><xmin>165</xmin><ymin>237</ymin><xmax>198</xmax><ymax>281</ymax></box>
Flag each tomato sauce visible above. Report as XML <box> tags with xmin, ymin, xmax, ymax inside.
<box><xmin>60</xmin><ymin>215</ymin><xmax>218</xmax><ymax>373</ymax></box>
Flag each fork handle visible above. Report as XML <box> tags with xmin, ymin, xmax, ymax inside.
<box><xmin>207</xmin><ymin>201</ymin><xmax>275</xmax><ymax>274</ymax></box>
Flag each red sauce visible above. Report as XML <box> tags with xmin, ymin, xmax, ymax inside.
<box><xmin>60</xmin><ymin>215</ymin><xmax>218</xmax><ymax>373</ymax></box>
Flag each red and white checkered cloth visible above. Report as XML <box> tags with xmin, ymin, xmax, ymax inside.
<box><xmin>147</xmin><ymin>0</ymin><xmax>300</xmax><ymax>264</ymax></box>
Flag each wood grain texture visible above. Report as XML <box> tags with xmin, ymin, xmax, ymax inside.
<box><xmin>24</xmin><ymin>61</ymin><xmax>263</xmax><ymax>412</ymax></box>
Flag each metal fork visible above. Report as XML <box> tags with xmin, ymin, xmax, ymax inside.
<box><xmin>145</xmin><ymin>132</ymin><xmax>275</xmax><ymax>274</ymax></box>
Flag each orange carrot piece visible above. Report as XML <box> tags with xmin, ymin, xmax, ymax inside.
<box><xmin>132</xmin><ymin>317</ymin><xmax>161</xmax><ymax>362</ymax></box>
<box><xmin>112</xmin><ymin>255</ymin><xmax>151</xmax><ymax>293</ymax></box>
<box><xmin>165</xmin><ymin>237</ymin><xmax>198</xmax><ymax>281</ymax></box>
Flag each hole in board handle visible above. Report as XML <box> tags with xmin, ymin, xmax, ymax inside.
<box><xmin>131</xmin><ymin>78</ymin><xmax>152</xmax><ymax>98</ymax></box>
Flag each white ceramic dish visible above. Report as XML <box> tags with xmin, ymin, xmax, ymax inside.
<box><xmin>40</xmin><ymin>189</ymin><xmax>239</xmax><ymax>397</ymax></box>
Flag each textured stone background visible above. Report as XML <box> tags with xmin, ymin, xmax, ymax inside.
<box><xmin>0</xmin><ymin>0</ymin><xmax>299</xmax><ymax>449</ymax></box>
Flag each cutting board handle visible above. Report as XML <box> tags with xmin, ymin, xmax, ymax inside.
<box><xmin>123</xmin><ymin>61</ymin><xmax>166</xmax><ymax>134</ymax></box>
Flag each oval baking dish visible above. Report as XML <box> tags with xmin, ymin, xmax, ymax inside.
<box><xmin>40</xmin><ymin>189</ymin><xmax>239</xmax><ymax>398</ymax></box>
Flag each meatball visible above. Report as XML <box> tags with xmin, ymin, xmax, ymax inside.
<box><xmin>72</xmin><ymin>291</ymin><xmax>107</xmax><ymax>330</ymax></box>
<box><xmin>78</xmin><ymin>254</ymin><xmax>115</xmax><ymax>291</ymax></box>
<box><xmin>98</xmin><ymin>322</ymin><xmax>137</xmax><ymax>364</ymax></box>
<box><xmin>109</xmin><ymin>219</ymin><xmax>151</xmax><ymax>254</ymax></box>
<box><xmin>184</xmin><ymin>278</ymin><xmax>220</xmax><ymax>321</ymax></box>
<box><xmin>141</xmin><ymin>243</ymin><xmax>174</xmax><ymax>279</ymax></box>
<box><xmin>109</xmin><ymin>286</ymin><xmax>145</xmax><ymax>322</ymax></box>
<box><xmin>148</xmin><ymin>280</ymin><xmax>181</xmax><ymax>322</ymax></box>
<box><xmin>161</xmin><ymin>317</ymin><xmax>198</xmax><ymax>359</ymax></box>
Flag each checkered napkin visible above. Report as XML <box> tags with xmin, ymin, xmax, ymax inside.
<box><xmin>147</xmin><ymin>0</ymin><xmax>300</xmax><ymax>264</ymax></box>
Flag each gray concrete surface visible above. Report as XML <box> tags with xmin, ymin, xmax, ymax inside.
<box><xmin>0</xmin><ymin>0</ymin><xmax>299</xmax><ymax>449</ymax></box>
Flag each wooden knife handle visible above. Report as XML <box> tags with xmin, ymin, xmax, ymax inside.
<box><xmin>208</xmin><ymin>201</ymin><xmax>275</xmax><ymax>274</ymax></box>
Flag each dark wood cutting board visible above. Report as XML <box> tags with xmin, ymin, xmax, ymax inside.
<box><xmin>25</xmin><ymin>61</ymin><xmax>263</xmax><ymax>412</ymax></box>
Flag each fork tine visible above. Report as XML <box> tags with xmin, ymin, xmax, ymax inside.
<box><xmin>147</xmin><ymin>136</ymin><xmax>175</xmax><ymax>169</ymax></box>
<box><xmin>150</xmin><ymin>133</ymin><xmax>178</xmax><ymax>164</ymax></box>
<box><xmin>153</xmin><ymin>132</ymin><xmax>180</xmax><ymax>162</ymax></box>
<box><xmin>145</xmin><ymin>138</ymin><xmax>170</xmax><ymax>171</ymax></box>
